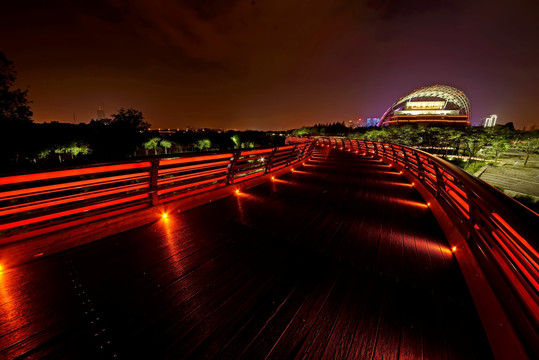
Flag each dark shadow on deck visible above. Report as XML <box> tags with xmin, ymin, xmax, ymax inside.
<box><xmin>0</xmin><ymin>148</ymin><xmax>493</xmax><ymax>359</ymax></box>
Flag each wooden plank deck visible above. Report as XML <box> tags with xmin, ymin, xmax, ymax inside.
<box><xmin>0</xmin><ymin>147</ymin><xmax>493</xmax><ymax>359</ymax></box>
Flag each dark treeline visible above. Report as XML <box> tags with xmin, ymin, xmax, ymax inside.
<box><xmin>291</xmin><ymin>122</ymin><xmax>349</xmax><ymax>136</ymax></box>
<box><xmin>0</xmin><ymin>116</ymin><xmax>286</xmax><ymax>173</ymax></box>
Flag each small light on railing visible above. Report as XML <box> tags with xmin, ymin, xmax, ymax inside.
<box><xmin>162</xmin><ymin>213</ymin><xmax>168</xmax><ymax>219</ymax></box>
<box><xmin>427</xmin><ymin>202</ymin><xmax>431</xmax><ymax>207</ymax></box>
<box><xmin>411</xmin><ymin>182</ymin><xmax>414</xmax><ymax>186</ymax></box>
<box><xmin>451</xmin><ymin>246</ymin><xmax>457</xmax><ymax>252</ymax></box>
<box><xmin>399</xmin><ymin>171</ymin><xmax>402</xmax><ymax>175</ymax></box>
<box><xmin>271</xmin><ymin>176</ymin><xmax>275</xmax><ymax>180</ymax></box>
<box><xmin>235</xmin><ymin>189</ymin><xmax>240</xmax><ymax>195</ymax></box>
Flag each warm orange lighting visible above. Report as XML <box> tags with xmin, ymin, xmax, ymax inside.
<box><xmin>427</xmin><ymin>202</ymin><xmax>431</xmax><ymax>206</ymax></box>
<box><xmin>235</xmin><ymin>189</ymin><xmax>240</xmax><ymax>194</ymax></box>
<box><xmin>291</xmin><ymin>169</ymin><xmax>295</xmax><ymax>172</ymax></box>
<box><xmin>162</xmin><ymin>213</ymin><xmax>168</xmax><ymax>219</ymax></box>
<box><xmin>271</xmin><ymin>176</ymin><xmax>275</xmax><ymax>180</ymax></box>
<box><xmin>411</xmin><ymin>182</ymin><xmax>415</xmax><ymax>186</ymax></box>
<box><xmin>399</xmin><ymin>171</ymin><xmax>402</xmax><ymax>174</ymax></box>
<box><xmin>451</xmin><ymin>246</ymin><xmax>457</xmax><ymax>252</ymax></box>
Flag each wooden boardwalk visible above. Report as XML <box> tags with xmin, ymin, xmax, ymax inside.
<box><xmin>0</xmin><ymin>147</ymin><xmax>493</xmax><ymax>359</ymax></box>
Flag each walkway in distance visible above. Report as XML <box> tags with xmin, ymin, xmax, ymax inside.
<box><xmin>0</xmin><ymin>147</ymin><xmax>493</xmax><ymax>359</ymax></box>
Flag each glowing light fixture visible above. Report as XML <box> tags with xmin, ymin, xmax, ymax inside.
<box><xmin>451</xmin><ymin>246</ymin><xmax>457</xmax><ymax>252</ymax></box>
<box><xmin>162</xmin><ymin>213</ymin><xmax>168</xmax><ymax>219</ymax></box>
<box><xmin>235</xmin><ymin>189</ymin><xmax>240</xmax><ymax>194</ymax></box>
<box><xmin>271</xmin><ymin>176</ymin><xmax>275</xmax><ymax>180</ymax></box>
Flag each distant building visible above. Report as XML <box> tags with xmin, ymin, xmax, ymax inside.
<box><xmin>481</xmin><ymin>114</ymin><xmax>497</xmax><ymax>127</ymax></box>
<box><xmin>380</xmin><ymin>84</ymin><xmax>471</xmax><ymax>127</ymax></box>
<box><xmin>97</xmin><ymin>105</ymin><xmax>106</xmax><ymax>120</ymax></box>
<box><xmin>365</xmin><ymin>118</ymin><xmax>381</xmax><ymax>127</ymax></box>
<box><xmin>345</xmin><ymin>118</ymin><xmax>362</xmax><ymax>128</ymax></box>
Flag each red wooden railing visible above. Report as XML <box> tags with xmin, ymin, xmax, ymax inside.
<box><xmin>318</xmin><ymin>136</ymin><xmax>538</xmax><ymax>357</ymax></box>
<box><xmin>0</xmin><ymin>142</ymin><xmax>314</xmax><ymax>242</ymax></box>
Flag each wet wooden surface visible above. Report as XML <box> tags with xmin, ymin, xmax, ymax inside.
<box><xmin>0</xmin><ymin>147</ymin><xmax>492</xmax><ymax>359</ymax></box>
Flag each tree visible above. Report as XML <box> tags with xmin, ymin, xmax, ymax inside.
<box><xmin>230</xmin><ymin>134</ymin><xmax>241</xmax><ymax>149</ymax></box>
<box><xmin>160</xmin><ymin>139</ymin><xmax>172</xmax><ymax>154</ymax></box>
<box><xmin>462</xmin><ymin>130</ymin><xmax>486</xmax><ymax>169</ymax></box>
<box><xmin>491</xmin><ymin>139</ymin><xmax>510</xmax><ymax>162</ymax></box>
<box><xmin>88</xmin><ymin>108</ymin><xmax>151</xmax><ymax>158</ymax></box>
<box><xmin>195</xmin><ymin>139</ymin><xmax>211</xmax><ymax>151</ymax></box>
<box><xmin>143</xmin><ymin>137</ymin><xmax>161</xmax><ymax>155</ymax></box>
<box><xmin>0</xmin><ymin>52</ymin><xmax>33</xmax><ymax>165</ymax></box>
<box><xmin>0</xmin><ymin>52</ymin><xmax>32</xmax><ymax>124</ymax></box>
<box><xmin>519</xmin><ymin>137</ymin><xmax>539</xmax><ymax>167</ymax></box>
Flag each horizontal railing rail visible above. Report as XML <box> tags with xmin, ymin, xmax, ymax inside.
<box><xmin>318</xmin><ymin>136</ymin><xmax>538</xmax><ymax>357</ymax></box>
<box><xmin>0</xmin><ymin>141</ymin><xmax>314</xmax><ymax>242</ymax></box>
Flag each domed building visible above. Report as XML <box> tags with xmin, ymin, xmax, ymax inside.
<box><xmin>380</xmin><ymin>85</ymin><xmax>471</xmax><ymax>126</ymax></box>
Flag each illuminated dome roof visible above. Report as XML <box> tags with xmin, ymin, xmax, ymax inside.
<box><xmin>380</xmin><ymin>84</ymin><xmax>471</xmax><ymax>126</ymax></box>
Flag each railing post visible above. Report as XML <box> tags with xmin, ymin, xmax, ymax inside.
<box><xmin>403</xmin><ymin>149</ymin><xmax>409</xmax><ymax>169</ymax></box>
<box><xmin>265</xmin><ymin>148</ymin><xmax>277</xmax><ymax>173</ymax></box>
<box><xmin>434</xmin><ymin>164</ymin><xmax>445</xmax><ymax>198</ymax></box>
<box><xmin>149</xmin><ymin>159</ymin><xmax>159</xmax><ymax>206</ymax></box>
<box><xmin>226</xmin><ymin>151</ymin><xmax>241</xmax><ymax>185</ymax></box>
<box><xmin>415</xmin><ymin>153</ymin><xmax>424</xmax><ymax>179</ymax></box>
<box><xmin>286</xmin><ymin>145</ymin><xmax>298</xmax><ymax>166</ymax></box>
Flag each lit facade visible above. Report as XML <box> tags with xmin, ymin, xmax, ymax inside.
<box><xmin>380</xmin><ymin>85</ymin><xmax>471</xmax><ymax>126</ymax></box>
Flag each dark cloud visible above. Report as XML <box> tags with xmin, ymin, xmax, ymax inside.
<box><xmin>0</xmin><ymin>0</ymin><xmax>537</xmax><ymax>129</ymax></box>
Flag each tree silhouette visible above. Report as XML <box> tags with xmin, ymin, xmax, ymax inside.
<box><xmin>0</xmin><ymin>52</ymin><xmax>32</xmax><ymax>124</ymax></box>
<box><xmin>0</xmin><ymin>52</ymin><xmax>33</xmax><ymax>165</ymax></box>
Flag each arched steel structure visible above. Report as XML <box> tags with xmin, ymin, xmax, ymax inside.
<box><xmin>380</xmin><ymin>84</ymin><xmax>471</xmax><ymax>126</ymax></box>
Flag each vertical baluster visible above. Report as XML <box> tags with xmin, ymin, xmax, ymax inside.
<box><xmin>226</xmin><ymin>151</ymin><xmax>241</xmax><ymax>185</ymax></box>
<box><xmin>149</xmin><ymin>159</ymin><xmax>159</xmax><ymax>206</ymax></box>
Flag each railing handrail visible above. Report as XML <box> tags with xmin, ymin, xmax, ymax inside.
<box><xmin>0</xmin><ymin>140</ymin><xmax>315</xmax><ymax>242</ymax></box>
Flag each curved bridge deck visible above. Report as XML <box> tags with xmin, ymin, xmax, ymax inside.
<box><xmin>0</xmin><ymin>147</ymin><xmax>492</xmax><ymax>359</ymax></box>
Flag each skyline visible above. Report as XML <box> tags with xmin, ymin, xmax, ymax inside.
<box><xmin>1</xmin><ymin>0</ymin><xmax>538</xmax><ymax>130</ymax></box>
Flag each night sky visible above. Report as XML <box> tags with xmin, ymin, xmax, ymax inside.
<box><xmin>1</xmin><ymin>0</ymin><xmax>538</xmax><ymax>130</ymax></box>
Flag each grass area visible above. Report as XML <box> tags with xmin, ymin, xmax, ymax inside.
<box><xmin>444</xmin><ymin>157</ymin><xmax>487</xmax><ymax>174</ymax></box>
